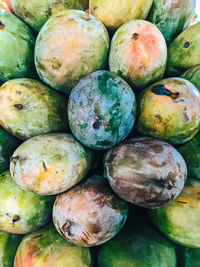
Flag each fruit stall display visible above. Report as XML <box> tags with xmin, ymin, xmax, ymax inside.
<box><xmin>0</xmin><ymin>0</ymin><xmax>200</xmax><ymax>266</ymax></box>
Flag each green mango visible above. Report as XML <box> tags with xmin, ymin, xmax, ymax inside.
<box><xmin>147</xmin><ymin>0</ymin><xmax>196</xmax><ymax>45</ymax></box>
<box><xmin>0</xmin><ymin>230</ymin><xmax>22</xmax><ymax>267</ymax></box>
<box><xmin>0</xmin><ymin>9</ymin><xmax>35</xmax><ymax>82</ymax></box>
<box><xmin>148</xmin><ymin>178</ymin><xmax>200</xmax><ymax>248</ymax></box>
<box><xmin>181</xmin><ymin>65</ymin><xmax>200</xmax><ymax>91</ymax></box>
<box><xmin>176</xmin><ymin>246</ymin><xmax>200</xmax><ymax>267</ymax></box>
<box><xmin>167</xmin><ymin>23</ymin><xmax>200</xmax><ymax>76</ymax></box>
<box><xmin>6</xmin><ymin>0</ymin><xmax>88</xmax><ymax>32</ymax></box>
<box><xmin>0</xmin><ymin>78</ymin><xmax>68</xmax><ymax>140</ymax></box>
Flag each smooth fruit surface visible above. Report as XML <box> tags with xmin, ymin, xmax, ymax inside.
<box><xmin>181</xmin><ymin>65</ymin><xmax>200</xmax><ymax>91</ymax></box>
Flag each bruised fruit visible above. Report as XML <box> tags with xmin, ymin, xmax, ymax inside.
<box><xmin>109</xmin><ymin>20</ymin><xmax>167</xmax><ymax>90</ymax></box>
<box><xmin>0</xmin><ymin>78</ymin><xmax>68</xmax><ymax>140</ymax></box>
<box><xmin>181</xmin><ymin>65</ymin><xmax>200</xmax><ymax>91</ymax></box>
<box><xmin>5</xmin><ymin>0</ymin><xmax>88</xmax><ymax>32</ymax></box>
<box><xmin>98</xmin><ymin>223</ymin><xmax>177</xmax><ymax>267</ymax></box>
<box><xmin>14</xmin><ymin>224</ymin><xmax>92</xmax><ymax>267</ymax></box>
<box><xmin>105</xmin><ymin>137</ymin><xmax>187</xmax><ymax>209</ymax></box>
<box><xmin>68</xmin><ymin>70</ymin><xmax>136</xmax><ymax>150</ymax></box>
<box><xmin>136</xmin><ymin>78</ymin><xmax>200</xmax><ymax>144</ymax></box>
<box><xmin>0</xmin><ymin>127</ymin><xmax>20</xmax><ymax>173</ymax></box>
<box><xmin>0</xmin><ymin>171</ymin><xmax>54</xmax><ymax>234</ymax></box>
<box><xmin>0</xmin><ymin>9</ymin><xmax>35</xmax><ymax>82</ymax></box>
<box><xmin>0</xmin><ymin>230</ymin><xmax>22</xmax><ymax>267</ymax></box>
<box><xmin>53</xmin><ymin>175</ymin><xmax>128</xmax><ymax>247</ymax></box>
<box><xmin>167</xmin><ymin>22</ymin><xmax>200</xmax><ymax>76</ymax></box>
<box><xmin>148</xmin><ymin>178</ymin><xmax>200</xmax><ymax>247</ymax></box>
<box><xmin>147</xmin><ymin>0</ymin><xmax>196</xmax><ymax>45</ymax></box>
<box><xmin>35</xmin><ymin>10</ymin><xmax>109</xmax><ymax>94</ymax></box>
<box><xmin>89</xmin><ymin>0</ymin><xmax>153</xmax><ymax>31</ymax></box>
<box><xmin>10</xmin><ymin>134</ymin><xmax>92</xmax><ymax>195</ymax></box>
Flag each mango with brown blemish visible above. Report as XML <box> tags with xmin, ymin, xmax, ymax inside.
<box><xmin>105</xmin><ymin>137</ymin><xmax>187</xmax><ymax>209</ymax></box>
<box><xmin>109</xmin><ymin>20</ymin><xmax>167</xmax><ymax>91</ymax></box>
<box><xmin>10</xmin><ymin>133</ymin><xmax>92</xmax><ymax>195</ymax></box>
<box><xmin>53</xmin><ymin>175</ymin><xmax>128</xmax><ymax>247</ymax></box>
<box><xmin>148</xmin><ymin>178</ymin><xmax>200</xmax><ymax>248</ymax></box>
<box><xmin>136</xmin><ymin>78</ymin><xmax>200</xmax><ymax>144</ymax></box>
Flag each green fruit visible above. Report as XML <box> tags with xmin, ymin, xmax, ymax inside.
<box><xmin>10</xmin><ymin>133</ymin><xmax>92</xmax><ymax>195</ymax></box>
<box><xmin>148</xmin><ymin>178</ymin><xmax>200</xmax><ymax>248</ymax></box>
<box><xmin>136</xmin><ymin>78</ymin><xmax>200</xmax><ymax>144</ymax></box>
<box><xmin>89</xmin><ymin>0</ymin><xmax>153</xmax><ymax>31</ymax></box>
<box><xmin>98</xmin><ymin>223</ymin><xmax>177</xmax><ymax>267</ymax></box>
<box><xmin>53</xmin><ymin>175</ymin><xmax>128</xmax><ymax>247</ymax></box>
<box><xmin>147</xmin><ymin>0</ymin><xmax>196</xmax><ymax>45</ymax></box>
<box><xmin>177</xmin><ymin>133</ymin><xmax>200</xmax><ymax>179</ymax></box>
<box><xmin>176</xmin><ymin>246</ymin><xmax>200</xmax><ymax>267</ymax></box>
<box><xmin>0</xmin><ymin>127</ymin><xmax>20</xmax><ymax>173</ymax></box>
<box><xmin>167</xmin><ymin>23</ymin><xmax>200</xmax><ymax>76</ymax></box>
<box><xmin>181</xmin><ymin>65</ymin><xmax>200</xmax><ymax>90</ymax></box>
<box><xmin>68</xmin><ymin>70</ymin><xmax>136</xmax><ymax>150</ymax></box>
<box><xmin>14</xmin><ymin>224</ymin><xmax>92</xmax><ymax>267</ymax></box>
<box><xmin>0</xmin><ymin>230</ymin><xmax>22</xmax><ymax>267</ymax></box>
<box><xmin>0</xmin><ymin>9</ymin><xmax>35</xmax><ymax>82</ymax></box>
<box><xmin>6</xmin><ymin>0</ymin><xmax>88</xmax><ymax>32</ymax></box>
<box><xmin>0</xmin><ymin>78</ymin><xmax>68</xmax><ymax>140</ymax></box>
<box><xmin>0</xmin><ymin>170</ymin><xmax>54</xmax><ymax>234</ymax></box>
<box><xmin>35</xmin><ymin>10</ymin><xmax>109</xmax><ymax>94</ymax></box>
<box><xmin>109</xmin><ymin>20</ymin><xmax>167</xmax><ymax>91</ymax></box>
<box><xmin>105</xmin><ymin>137</ymin><xmax>187</xmax><ymax>209</ymax></box>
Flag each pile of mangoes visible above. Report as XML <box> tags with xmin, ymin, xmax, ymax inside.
<box><xmin>0</xmin><ymin>0</ymin><xmax>200</xmax><ymax>266</ymax></box>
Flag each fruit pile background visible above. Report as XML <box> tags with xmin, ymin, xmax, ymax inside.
<box><xmin>0</xmin><ymin>0</ymin><xmax>200</xmax><ymax>266</ymax></box>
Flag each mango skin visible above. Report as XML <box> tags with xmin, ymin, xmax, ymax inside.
<box><xmin>89</xmin><ymin>0</ymin><xmax>153</xmax><ymax>31</ymax></box>
<box><xmin>0</xmin><ymin>231</ymin><xmax>22</xmax><ymax>267</ymax></box>
<box><xmin>98</xmin><ymin>224</ymin><xmax>177</xmax><ymax>267</ymax></box>
<box><xmin>0</xmin><ymin>127</ymin><xmax>20</xmax><ymax>173</ymax></box>
<box><xmin>53</xmin><ymin>175</ymin><xmax>128</xmax><ymax>247</ymax></box>
<box><xmin>149</xmin><ymin>178</ymin><xmax>200</xmax><ymax>248</ymax></box>
<box><xmin>10</xmin><ymin>133</ymin><xmax>92</xmax><ymax>195</ymax></box>
<box><xmin>105</xmin><ymin>137</ymin><xmax>187</xmax><ymax>209</ymax></box>
<box><xmin>68</xmin><ymin>70</ymin><xmax>136</xmax><ymax>150</ymax></box>
<box><xmin>167</xmin><ymin>23</ymin><xmax>200</xmax><ymax>76</ymax></box>
<box><xmin>109</xmin><ymin>20</ymin><xmax>167</xmax><ymax>91</ymax></box>
<box><xmin>35</xmin><ymin>10</ymin><xmax>109</xmax><ymax>94</ymax></box>
<box><xmin>147</xmin><ymin>0</ymin><xmax>196</xmax><ymax>45</ymax></box>
<box><xmin>14</xmin><ymin>224</ymin><xmax>92</xmax><ymax>267</ymax></box>
<box><xmin>6</xmin><ymin>0</ymin><xmax>88</xmax><ymax>32</ymax></box>
<box><xmin>0</xmin><ymin>171</ymin><xmax>54</xmax><ymax>234</ymax></box>
<box><xmin>0</xmin><ymin>78</ymin><xmax>68</xmax><ymax>140</ymax></box>
<box><xmin>0</xmin><ymin>9</ymin><xmax>35</xmax><ymax>82</ymax></box>
<box><xmin>136</xmin><ymin>78</ymin><xmax>200</xmax><ymax>144</ymax></box>
<box><xmin>181</xmin><ymin>65</ymin><xmax>200</xmax><ymax>91</ymax></box>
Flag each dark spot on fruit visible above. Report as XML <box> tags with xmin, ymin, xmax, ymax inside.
<box><xmin>42</xmin><ymin>161</ymin><xmax>48</xmax><ymax>172</ymax></box>
<box><xmin>10</xmin><ymin>156</ymin><xmax>20</xmax><ymax>164</ymax></box>
<box><xmin>0</xmin><ymin>21</ymin><xmax>5</xmax><ymax>29</ymax></box>
<box><xmin>92</xmin><ymin>117</ymin><xmax>102</xmax><ymax>130</ymax></box>
<box><xmin>197</xmin><ymin>192</ymin><xmax>200</xmax><ymax>195</ymax></box>
<box><xmin>52</xmin><ymin>61</ymin><xmax>62</xmax><ymax>70</ymax></box>
<box><xmin>24</xmin><ymin>11</ymin><xmax>34</xmax><ymax>18</ymax></box>
<box><xmin>14</xmin><ymin>104</ymin><xmax>23</xmax><ymax>110</ymax></box>
<box><xmin>91</xmin><ymin>223</ymin><xmax>102</xmax><ymax>234</ymax></box>
<box><xmin>16</xmin><ymin>91</ymin><xmax>21</xmax><ymax>95</ymax></box>
<box><xmin>183</xmin><ymin>42</ymin><xmax>190</xmax><ymax>48</ymax></box>
<box><xmin>155</xmin><ymin>114</ymin><xmax>162</xmax><ymax>123</ymax></box>
<box><xmin>183</xmin><ymin>108</ymin><xmax>190</xmax><ymax>124</ymax></box>
<box><xmin>62</xmin><ymin>220</ymin><xmax>74</xmax><ymax>237</ymax></box>
<box><xmin>132</xmin><ymin>33</ymin><xmax>140</xmax><ymax>41</ymax></box>
<box><xmin>85</xmin><ymin>9</ymin><xmax>91</xmax><ymax>21</ymax></box>
<box><xmin>12</xmin><ymin>215</ymin><xmax>20</xmax><ymax>223</ymax></box>
<box><xmin>33</xmin><ymin>234</ymin><xmax>42</xmax><ymax>239</ymax></box>
<box><xmin>162</xmin><ymin>179</ymin><xmax>173</xmax><ymax>190</ymax></box>
<box><xmin>151</xmin><ymin>84</ymin><xmax>179</xmax><ymax>99</ymax></box>
<box><xmin>93</xmin><ymin>6</ymin><xmax>98</xmax><ymax>10</ymax></box>
<box><xmin>177</xmin><ymin>200</ymin><xmax>188</xmax><ymax>204</ymax></box>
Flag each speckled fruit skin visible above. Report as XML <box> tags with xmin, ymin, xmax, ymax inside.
<box><xmin>0</xmin><ymin>9</ymin><xmax>35</xmax><ymax>82</ymax></box>
<box><xmin>0</xmin><ymin>231</ymin><xmax>22</xmax><ymax>267</ymax></box>
<box><xmin>0</xmin><ymin>78</ymin><xmax>68</xmax><ymax>140</ymax></box>
<box><xmin>53</xmin><ymin>175</ymin><xmax>128</xmax><ymax>247</ymax></box>
<box><xmin>136</xmin><ymin>78</ymin><xmax>200</xmax><ymax>144</ymax></box>
<box><xmin>0</xmin><ymin>127</ymin><xmax>20</xmax><ymax>173</ymax></box>
<box><xmin>5</xmin><ymin>0</ymin><xmax>88</xmax><ymax>32</ymax></box>
<box><xmin>35</xmin><ymin>10</ymin><xmax>109</xmax><ymax>94</ymax></box>
<box><xmin>0</xmin><ymin>171</ymin><xmax>54</xmax><ymax>234</ymax></box>
<box><xmin>98</xmin><ymin>224</ymin><xmax>177</xmax><ymax>267</ymax></box>
<box><xmin>147</xmin><ymin>0</ymin><xmax>196</xmax><ymax>45</ymax></box>
<box><xmin>14</xmin><ymin>224</ymin><xmax>92</xmax><ymax>267</ymax></box>
<box><xmin>68</xmin><ymin>70</ymin><xmax>136</xmax><ymax>150</ymax></box>
<box><xmin>181</xmin><ymin>65</ymin><xmax>200</xmax><ymax>91</ymax></box>
<box><xmin>167</xmin><ymin>23</ymin><xmax>200</xmax><ymax>76</ymax></box>
<box><xmin>105</xmin><ymin>137</ymin><xmax>187</xmax><ymax>209</ymax></box>
<box><xmin>10</xmin><ymin>133</ymin><xmax>92</xmax><ymax>195</ymax></box>
<box><xmin>89</xmin><ymin>0</ymin><xmax>153</xmax><ymax>31</ymax></box>
<box><xmin>109</xmin><ymin>20</ymin><xmax>167</xmax><ymax>91</ymax></box>
<box><xmin>148</xmin><ymin>178</ymin><xmax>200</xmax><ymax>248</ymax></box>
